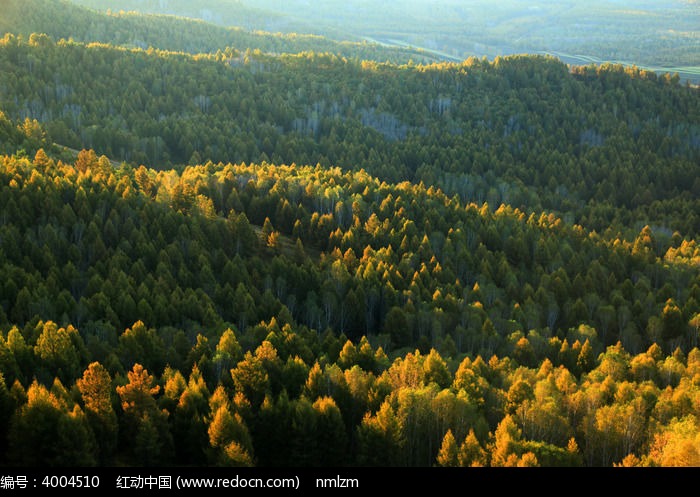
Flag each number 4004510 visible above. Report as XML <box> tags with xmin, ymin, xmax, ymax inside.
<box><xmin>42</xmin><ymin>475</ymin><xmax>100</xmax><ymax>488</ymax></box>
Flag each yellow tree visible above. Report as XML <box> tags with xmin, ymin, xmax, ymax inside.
<box><xmin>436</xmin><ymin>429</ymin><xmax>459</xmax><ymax>466</ymax></box>
<box><xmin>77</xmin><ymin>362</ymin><xmax>117</xmax><ymax>464</ymax></box>
<box><xmin>490</xmin><ymin>414</ymin><xmax>522</xmax><ymax>467</ymax></box>
<box><xmin>645</xmin><ymin>416</ymin><xmax>700</xmax><ymax>466</ymax></box>
<box><xmin>207</xmin><ymin>405</ymin><xmax>254</xmax><ymax>467</ymax></box>
<box><xmin>458</xmin><ymin>428</ymin><xmax>488</xmax><ymax>467</ymax></box>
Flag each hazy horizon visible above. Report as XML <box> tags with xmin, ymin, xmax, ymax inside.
<box><xmin>67</xmin><ymin>0</ymin><xmax>699</xmax><ymax>70</ymax></box>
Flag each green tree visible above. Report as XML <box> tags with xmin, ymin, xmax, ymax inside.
<box><xmin>33</xmin><ymin>321</ymin><xmax>81</xmax><ymax>383</ymax></box>
<box><xmin>116</xmin><ymin>364</ymin><xmax>173</xmax><ymax>466</ymax></box>
<box><xmin>312</xmin><ymin>396</ymin><xmax>348</xmax><ymax>467</ymax></box>
<box><xmin>230</xmin><ymin>351</ymin><xmax>269</xmax><ymax>409</ymax></box>
<box><xmin>384</xmin><ymin>306</ymin><xmax>412</xmax><ymax>348</ymax></box>
<box><xmin>118</xmin><ymin>321</ymin><xmax>166</xmax><ymax>374</ymax></box>
<box><xmin>213</xmin><ymin>328</ymin><xmax>243</xmax><ymax>383</ymax></box>
<box><xmin>356</xmin><ymin>400</ymin><xmax>404</xmax><ymax>466</ymax></box>
<box><xmin>8</xmin><ymin>380</ymin><xmax>97</xmax><ymax>466</ymax></box>
<box><xmin>423</xmin><ymin>349</ymin><xmax>451</xmax><ymax>388</ymax></box>
<box><xmin>577</xmin><ymin>339</ymin><xmax>596</xmax><ymax>374</ymax></box>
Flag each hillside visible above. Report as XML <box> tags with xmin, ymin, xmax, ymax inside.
<box><xmin>68</xmin><ymin>0</ymin><xmax>700</xmax><ymax>80</ymax></box>
<box><xmin>0</xmin><ymin>0</ymin><xmax>432</xmax><ymax>63</ymax></box>
<box><xmin>0</xmin><ymin>0</ymin><xmax>699</xmax><ymax>469</ymax></box>
<box><xmin>0</xmin><ymin>143</ymin><xmax>698</xmax><ymax>467</ymax></box>
<box><xmin>0</xmin><ymin>35</ymin><xmax>698</xmax><ymax>239</ymax></box>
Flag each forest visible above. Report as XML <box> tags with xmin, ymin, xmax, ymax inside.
<box><xmin>0</xmin><ymin>0</ymin><xmax>433</xmax><ymax>64</ymax></box>
<box><xmin>67</xmin><ymin>0</ymin><xmax>700</xmax><ymax>74</ymax></box>
<box><xmin>0</xmin><ymin>0</ymin><xmax>699</xmax><ymax>468</ymax></box>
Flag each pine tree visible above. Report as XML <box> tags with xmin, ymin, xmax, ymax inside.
<box><xmin>9</xmin><ymin>380</ymin><xmax>97</xmax><ymax>466</ymax></box>
<box><xmin>458</xmin><ymin>428</ymin><xmax>488</xmax><ymax>467</ymax></box>
<box><xmin>77</xmin><ymin>362</ymin><xmax>118</xmax><ymax>464</ymax></box>
<box><xmin>116</xmin><ymin>364</ymin><xmax>173</xmax><ymax>466</ymax></box>
<box><xmin>436</xmin><ymin>429</ymin><xmax>459</xmax><ymax>466</ymax></box>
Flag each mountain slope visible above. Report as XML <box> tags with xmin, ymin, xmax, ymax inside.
<box><xmin>0</xmin><ymin>36</ymin><xmax>698</xmax><ymax>238</ymax></box>
<box><xmin>68</xmin><ymin>0</ymin><xmax>700</xmax><ymax>73</ymax></box>
<box><xmin>0</xmin><ymin>0</ymin><xmax>432</xmax><ymax>63</ymax></box>
<box><xmin>0</xmin><ymin>148</ymin><xmax>698</xmax><ymax>466</ymax></box>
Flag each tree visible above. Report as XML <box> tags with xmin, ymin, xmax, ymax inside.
<box><xmin>161</xmin><ymin>367</ymin><xmax>187</xmax><ymax>413</ymax></box>
<box><xmin>251</xmin><ymin>392</ymin><xmax>293</xmax><ymax>467</ymax></box>
<box><xmin>33</xmin><ymin>321</ymin><xmax>81</xmax><ymax>383</ymax></box>
<box><xmin>230</xmin><ymin>351</ymin><xmax>269</xmax><ymax>409</ymax></box>
<box><xmin>384</xmin><ymin>306</ymin><xmax>412</xmax><ymax>349</ymax></box>
<box><xmin>232</xmin><ymin>283</ymin><xmax>256</xmax><ymax>332</ymax></box>
<box><xmin>490</xmin><ymin>414</ymin><xmax>523</xmax><ymax>467</ymax></box>
<box><xmin>172</xmin><ymin>365</ymin><xmax>210</xmax><ymax>465</ymax></box>
<box><xmin>118</xmin><ymin>321</ymin><xmax>166</xmax><ymax>374</ymax></box>
<box><xmin>662</xmin><ymin>299</ymin><xmax>685</xmax><ymax>342</ymax></box>
<box><xmin>208</xmin><ymin>405</ymin><xmax>254</xmax><ymax>466</ymax></box>
<box><xmin>596</xmin><ymin>342</ymin><xmax>631</xmax><ymax>382</ymax></box>
<box><xmin>423</xmin><ymin>349</ymin><xmax>451</xmax><ymax>388</ymax></box>
<box><xmin>645</xmin><ymin>415</ymin><xmax>700</xmax><ymax>467</ymax></box>
<box><xmin>33</xmin><ymin>148</ymin><xmax>53</xmax><ymax>172</ymax></box>
<box><xmin>632</xmin><ymin>225</ymin><xmax>656</xmax><ymax>264</ymax></box>
<box><xmin>213</xmin><ymin>328</ymin><xmax>243</xmax><ymax>383</ymax></box>
<box><xmin>506</xmin><ymin>379</ymin><xmax>534</xmax><ymax>414</ymax></box>
<box><xmin>436</xmin><ymin>429</ymin><xmax>459</xmax><ymax>466</ymax></box>
<box><xmin>287</xmin><ymin>396</ymin><xmax>319</xmax><ymax>467</ymax></box>
<box><xmin>458</xmin><ymin>428</ymin><xmax>488</xmax><ymax>467</ymax></box>
<box><xmin>577</xmin><ymin>339</ymin><xmax>596</xmax><ymax>374</ymax></box>
<box><xmin>282</xmin><ymin>356</ymin><xmax>309</xmax><ymax>398</ymax></box>
<box><xmin>337</xmin><ymin>339</ymin><xmax>358</xmax><ymax>370</ymax></box>
<box><xmin>517</xmin><ymin>451</ymin><xmax>539</xmax><ymax>467</ymax></box>
<box><xmin>75</xmin><ymin>149</ymin><xmax>98</xmax><ymax>174</ymax></box>
<box><xmin>261</xmin><ymin>217</ymin><xmax>275</xmax><ymax>244</ymax></box>
<box><xmin>356</xmin><ymin>400</ymin><xmax>404</xmax><ymax>466</ymax></box>
<box><xmin>688</xmin><ymin>314</ymin><xmax>700</xmax><ymax>349</ymax></box>
<box><xmin>453</xmin><ymin>356</ymin><xmax>489</xmax><ymax>406</ymax></box>
<box><xmin>581</xmin><ymin>401</ymin><xmax>646</xmax><ymax>467</ymax></box>
<box><xmin>116</xmin><ymin>364</ymin><xmax>173</xmax><ymax>466</ymax></box>
<box><xmin>77</xmin><ymin>362</ymin><xmax>118</xmax><ymax>464</ymax></box>
<box><xmin>0</xmin><ymin>332</ymin><xmax>21</xmax><ymax>385</ymax></box>
<box><xmin>8</xmin><ymin>380</ymin><xmax>96</xmax><ymax>466</ymax></box>
<box><xmin>395</xmin><ymin>385</ymin><xmax>441</xmax><ymax>466</ymax></box>
<box><xmin>311</xmin><ymin>396</ymin><xmax>348</xmax><ymax>466</ymax></box>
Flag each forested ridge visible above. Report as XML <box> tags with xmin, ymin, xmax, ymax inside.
<box><xmin>1</xmin><ymin>34</ymin><xmax>698</xmax><ymax>238</ymax></box>
<box><xmin>0</xmin><ymin>0</ymin><xmax>432</xmax><ymax>64</ymax></box>
<box><xmin>66</xmin><ymin>0</ymin><xmax>700</xmax><ymax>71</ymax></box>
<box><xmin>0</xmin><ymin>0</ymin><xmax>699</xmax><ymax>468</ymax></box>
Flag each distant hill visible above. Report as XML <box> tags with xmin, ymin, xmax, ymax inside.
<box><xmin>0</xmin><ymin>0</ymin><xmax>434</xmax><ymax>63</ymax></box>
<box><xmin>68</xmin><ymin>0</ymin><xmax>700</xmax><ymax>78</ymax></box>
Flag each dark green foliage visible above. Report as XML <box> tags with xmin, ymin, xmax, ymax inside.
<box><xmin>0</xmin><ymin>36</ymin><xmax>698</xmax><ymax>237</ymax></box>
